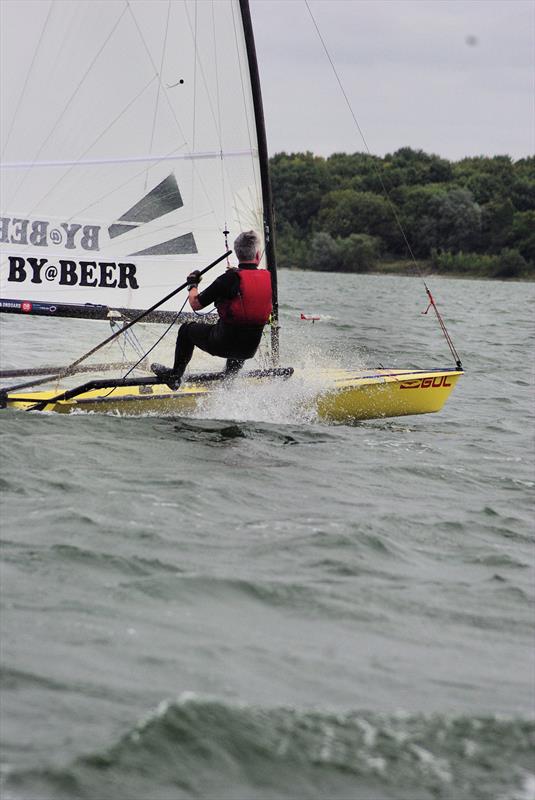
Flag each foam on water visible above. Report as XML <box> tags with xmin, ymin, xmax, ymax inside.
<box><xmin>190</xmin><ymin>340</ymin><xmax>354</xmax><ymax>426</ymax></box>
<box><xmin>193</xmin><ymin>367</ymin><xmax>331</xmax><ymax>425</ymax></box>
<box><xmin>3</xmin><ymin>696</ymin><xmax>534</xmax><ymax>800</ymax></box>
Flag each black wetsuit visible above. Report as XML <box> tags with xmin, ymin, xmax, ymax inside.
<box><xmin>172</xmin><ymin>264</ymin><xmax>265</xmax><ymax>377</ymax></box>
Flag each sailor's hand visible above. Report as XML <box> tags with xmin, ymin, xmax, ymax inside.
<box><xmin>186</xmin><ymin>270</ymin><xmax>202</xmax><ymax>289</ymax></box>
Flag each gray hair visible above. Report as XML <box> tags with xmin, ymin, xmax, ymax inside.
<box><xmin>234</xmin><ymin>230</ymin><xmax>261</xmax><ymax>262</ymax></box>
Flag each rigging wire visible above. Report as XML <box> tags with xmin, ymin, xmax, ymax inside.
<box><xmin>8</xmin><ymin>2</ymin><xmax>129</xmax><ymax>211</ymax></box>
<box><xmin>27</xmin><ymin>76</ymin><xmax>158</xmax><ymax>219</ymax></box>
<box><xmin>304</xmin><ymin>0</ymin><xmax>462</xmax><ymax>370</ymax></box>
<box><xmin>144</xmin><ymin>0</ymin><xmax>172</xmax><ymax>191</ymax></box>
<box><xmin>182</xmin><ymin>1</ymin><xmax>228</xmax><ymax>146</ymax></box>
<box><xmin>192</xmin><ymin>0</ymin><xmax>198</xmax><ymax>208</ymax></box>
<box><xmin>1</xmin><ymin>0</ymin><xmax>55</xmax><ymax>161</ymax></box>
<box><xmin>110</xmin><ymin>319</ymin><xmax>148</xmax><ymax>363</ymax></box>
<box><xmin>97</xmin><ymin>296</ymin><xmax>190</xmax><ymax>400</ymax></box>
<box><xmin>230</xmin><ymin>1</ymin><xmax>262</xmax><ymax>232</ymax></box>
<box><xmin>185</xmin><ymin>0</ymin><xmax>257</xmax><ymax>255</ymax></box>
<box><xmin>126</xmin><ymin>0</ymin><xmax>221</xmax><ymax>229</ymax></box>
<box><xmin>62</xmin><ymin>144</ymin><xmax>187</xmax><ymax>220</ymax></box>
<box><xmin>211</xmin><ymin>0</ymin><xmax>230</xmax><ymax>262</ymax></box>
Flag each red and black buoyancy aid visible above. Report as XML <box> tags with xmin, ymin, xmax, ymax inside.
<box><xmin>217</xmin><ymin>268</ymin><xmax>272</xmax><ymax>325</ymax></box>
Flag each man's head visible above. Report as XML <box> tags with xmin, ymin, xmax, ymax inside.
<box><xmin>234</xmin><ymin>230</ymin><xmax>261</xmax><ymax>264</ymax></box>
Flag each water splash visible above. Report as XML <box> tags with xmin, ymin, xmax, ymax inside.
<box><xmin>193</xmin><ymin>345</ymin><xmax>349</xmax><ymax>426</ymax></box>
<box><xmin>193</xmin><ymin>369</ymin><xmax>327</xmax><ymax>425</ymax></box>
<box><xmin>187</xmin><ymin>329</ymin><xmax>371</xmax><ymax>425</ymax></box>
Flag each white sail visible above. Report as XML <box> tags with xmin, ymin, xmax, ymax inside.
<box><xmin>0</xmin><ymin>0</ymin><xmax>264</xmax><ymax>315</ymax></box>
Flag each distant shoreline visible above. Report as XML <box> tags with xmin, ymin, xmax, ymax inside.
<box><xmin>282</xmin><ymin>261</ymin><xmax>535</xmax><ymax>281</ymax></box>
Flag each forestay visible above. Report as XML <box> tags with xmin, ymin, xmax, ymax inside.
<box><xmin>0</xmin><ymin>0</ymin><xmax>264</xmax><ymax>317</ymax></box>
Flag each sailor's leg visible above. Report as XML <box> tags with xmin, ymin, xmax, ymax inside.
<box><xmin>172</xmin><ymin>322</ymin><xmax>196</xmax><ymax>377</ymax></box>
<box><xmin>151</xmin><ymin>322</ymin><xmax>197</xmax><ymax>389</ymax></box>
<box><xmin>224</xmin><ymin>359</ymin><xmax>245</xmax><ymax>375</ymax></box>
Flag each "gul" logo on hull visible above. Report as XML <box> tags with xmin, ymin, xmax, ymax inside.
<box><xmin>400</xmin><ymin>376</ymin><xmax>452</xmax><ymax>389</ymax></box>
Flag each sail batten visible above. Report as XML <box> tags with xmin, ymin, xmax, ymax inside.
<box><xmin>0</xmin><ymin>151</ymin><xmax>258</xmax><ymax>170</ymax></box>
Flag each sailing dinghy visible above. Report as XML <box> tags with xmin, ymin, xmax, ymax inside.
<box><xmin>0</xmin><ymin>0</ymin><xmax>462</xmax><ymax>421</ymax></box>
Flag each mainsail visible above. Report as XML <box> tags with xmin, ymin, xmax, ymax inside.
<box><xmin>0</xmin><ymin>0</ymin><xmax>274</xmax><ymax>321</ymax></box>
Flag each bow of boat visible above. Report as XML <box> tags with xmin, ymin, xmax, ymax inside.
<box><xmin>315</xmin><ymin>367</ymin><xmax>463</xmax><ymax>421</ymax></box>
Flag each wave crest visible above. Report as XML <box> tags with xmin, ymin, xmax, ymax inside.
<box><xmin>4</xmin><ymin>697</ymin><xmax>535</xmax><ymax>800</ymax></box>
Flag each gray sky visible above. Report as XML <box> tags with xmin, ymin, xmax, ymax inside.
<box><xmin>250</xmin><ymin>0</ymin><xmax>534</xmax><ymax>161</ymax></box>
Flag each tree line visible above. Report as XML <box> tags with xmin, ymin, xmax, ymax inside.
<box><xmin>269</xmin><ymin>148</ymin><xmax>534</xmax><ymax>278</ymax></box>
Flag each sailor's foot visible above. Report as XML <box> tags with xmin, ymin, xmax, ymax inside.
<box><xmin>151</xmin><ymin>363</ymin><xmax>181</xmax><ymax>391</ymax></box>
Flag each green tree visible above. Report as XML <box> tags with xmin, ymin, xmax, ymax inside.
<box><xmin>510</xmin><ymin>211</ymin><xmax>535</xmax><ymax>264</ymax></box>
<box><xmin>511</xmin><ymin>158</ymin><xmax>535</xmax><ymax>211</ymax></box>
<box><xmin>492</xmin><ymin>248</ymin><xmax>528</xmax><ymax>279</ymax></box>
<box><xmin>337</xmin><ymin>233</ymin><xmax>381</xmax><ymax>272</ymax></box>
<box><xmin>419</xmin><ymin>189</ymin><xmax>482</xmax><ymax>254</ymax></box>
<box><xmin>318</xmin><ymin>189</ymin><xmax>396</xmax><ymax>245</ymax></box>
<box><xmin>270</xmin><ymin>152</ymin><xmax>330</xmax><ymax>233</ymax></box>
<box><xmin>275</xmin><ymin>222</ymin><xmax>308</xmax><ymax>270</ymax></box>
<box><xmin>385</xmin><ymin>147</ymin><xmax>453</xmax><ymax>187</ymax></box>
<box><xmin>309</xmin><ymin>232</ymin><xmax>341</xmax><ymax>271</ymax></box>
<box><xmin>326</xmin><ymin>152</ymin><xmax>378</xmax><ymax>184</ymax></box>
<box><xmin>453</xmin><ymin>155</ymin><xmax>515</xmax><ymax>203</ymax></box>
<box><xmin>481</xmin><ymin>199</ymin><xmax>515</xmax><ymax>253</ymax></box>
<box><xmin>328</xmin><ymin>152</ymin><xmax>388</xmax><ymax>194</ymax></box>
<box><xmin>396</xmin><ymin>184</ymin><xmax>448</xmax><ymax>257</ymax></box>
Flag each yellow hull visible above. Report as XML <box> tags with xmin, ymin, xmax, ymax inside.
<box><xmin>316</xmin><ymin>369</ymin><xmax>462</xmax><ymax>421</ymax></box>
<box><xmin>4</xmin><ymin>369</ymin><xmax>462</xmax><ymax>422</ymax></box>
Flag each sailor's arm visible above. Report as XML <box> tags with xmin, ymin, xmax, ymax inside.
<box><xmin>186</xmin><ymin>268</ymin><xmax>233</xmax><ymax>311</ymax></box>
<box><xmin>186</xmin><ymin>269</ymin><xmax>234</xmax><ymax>311</ymax></box>
<box><xmin>186</xmin><ymin>269</ymin><xmax>204</xmax><ymax>311</ymax></box>
<box><xmin>188</xmin><ymin>287</ymin><xmax>203</xmax><ymax>311</ymax></box>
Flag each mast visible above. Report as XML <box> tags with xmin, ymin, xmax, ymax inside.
<box><xmin>239</xmin><ymin>0</ymin><xmax>279</xmax><ymax>363</ymax></box>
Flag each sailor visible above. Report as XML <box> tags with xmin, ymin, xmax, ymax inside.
<box><xmin>151</xmin><ymin>230</ymin><xmax>272</xmax><ymax>389</ymax></box>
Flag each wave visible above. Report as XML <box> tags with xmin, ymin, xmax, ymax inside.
<box><xmin>3</xmin><ymin>696</ymin><xmax>534</xmax><ymax>800</ymax></box>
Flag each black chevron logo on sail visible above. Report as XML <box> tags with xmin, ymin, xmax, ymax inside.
<box><xmin>129</xmin><ymin>232</ymin><xmax>197</xmax><ymax>256</ymax></box>
<box><xmin>108</xmin><ymin>174</ymin><xmax>198</xmax><ymax>255</ymax></box>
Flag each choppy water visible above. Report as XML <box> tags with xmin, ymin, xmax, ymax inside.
<box><xmin>1</xmin><ymin>272</ymin><xmax>534</xmax><ymax>800</ymax></box>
